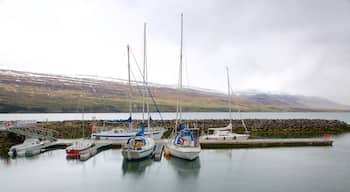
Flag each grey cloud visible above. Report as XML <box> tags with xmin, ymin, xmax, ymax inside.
<box><xmin>1</xmin><ymin>0</ymin><xmax>350</xmax><ymax>104</ymax></box>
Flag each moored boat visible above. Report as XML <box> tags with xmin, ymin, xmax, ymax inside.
<box><xmin>167</xmin><ymin>127</ymin><xmax>201</xmax><ymax>160</ymax></box>
<box><xmin>200</xmin><ymin>67</ymin><xmax>250</xmax><ymax>142</ymax></box>
<box><xmin>200</xmin><ymin>123</ymin><xmax>249</xmax><ymax>142</ymax></box>
<box><xmin>122</xmin><ymin>23</ymin><xmax>159</xmax><ymax>160</ymax></box>
<box><xmin>166</xmin><ymin>14</ymin><xmax>201</xmax><ymax>161</ymax></box>
<box><xmin>8</xmin><ymin>138</ymin><xmax>52</xmax><ymax>157</ymax></box>
<box><xmin>91</xmin><ymin>127</ymin><xmax>164</xmax><ymax>140</ymax></box>
<box><xmin>65</xmin><ymin>140</ymin><xmax>94</xmax><ymax>158</ymax></box>
<box><xmin>65</xmin><ymin>103</ymin><xmax>93</xmax><ymax>158</ymax></box>
<box><xmin>121</xmin><ymin>135</ymin><xmax>155</xmax><ymax>160</ymax></box>
<box><xmin>121</xmin><ymin>118</ymin><xmax>155</xmax><ymax>160</ymax></box>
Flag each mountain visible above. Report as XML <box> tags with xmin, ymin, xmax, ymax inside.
<box><xmin>0</xmin><ymin>69</ymin><xmax>349</xmax><ymax>113</ymax></box>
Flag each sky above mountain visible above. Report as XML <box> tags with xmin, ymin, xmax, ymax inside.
<box><xmin>0</xmin><ymin>0</ymin><xmax>350</xmax><ymax>105</ymax></box>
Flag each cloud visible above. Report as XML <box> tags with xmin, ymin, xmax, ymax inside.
<box><xmin>0</xmin><ymin>0</ymin><xmax>350</xmax><ymax>104</ymax></box>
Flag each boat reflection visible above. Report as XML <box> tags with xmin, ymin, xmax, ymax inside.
<box><xmin>167</xmin><ymin>156</ymin><xmax>201</xmax><ymax>178</ymax></box>
<box><xmin>122</xmin><ymin>157</ymin><xmax>153</xmax><ymax>176</ymax></box>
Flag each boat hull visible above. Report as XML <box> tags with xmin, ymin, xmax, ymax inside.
<box><xmin>166</xmin><ymin>143</ymin><xmax>200</xmax><ymax>161</ymax></box>
<box><xmin>122</xmin><ymin>148</ymin><xmax>154</xmax><ymax>160</ymax></box>
<box><xmin>91</xmin><ymin>130</ymin><xmax>164</xmax><ymax>140</ymax></box>
<box><xmin>8</xmin><ymin>139</ymin><xmax>50</xmax><ymax>157</ymax></box>
<box><xmin>65</xmin><ymin>142</ymin><xmax>93</xmax><ymax>158</ymax></box>
<box><xmin>121</xmin><ymin>138</ymin><xmax>155</xmax><ymax>160</ymax></box>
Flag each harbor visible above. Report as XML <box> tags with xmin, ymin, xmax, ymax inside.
<box><xmin>1</xmin><ymin>116</ymin><xmax>348</xmax><ymax>160</ymax></box>
<box><xmin>0</xmin><ymin>137</ymin><xmax>336</xmax><ymax>160</ymax></box>
<box><xmin>1</xmin><ymin>0</ymin><xmax>350</xmax><ymax>191</ymax></box>
<box><xmin>1</xmin><ymin>133</ymin><xmax>350</xmax><ymax>192</ymax></box>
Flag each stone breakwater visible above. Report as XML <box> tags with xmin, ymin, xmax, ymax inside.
<box><xmin>27</xmin><ymin>119</ymin><xmax>350</xmax><ymax>139</ymax></box>
<box><xmin>0</xmin><ymin>132</ymin><xmax>24</xmax><ymax>157</ymax></box>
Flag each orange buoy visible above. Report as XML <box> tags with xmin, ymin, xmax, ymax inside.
<box><xmin>163</xmin><ymin>146</ymin><xmax>171</xmax><ymax>160</ymax></box>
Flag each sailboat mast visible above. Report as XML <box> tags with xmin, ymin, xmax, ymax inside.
<box><xmin>127</xmin><ymin>45</ymin><xmax>132</xmax><ymax>129</ymax></box>
<box><xmin>226</xmin><ymin>67</ymin><xmax>232</xmax><ymax>126</ymax></box>
<box><xmin>82</xmin><ymin>102</ymin><xmax>85</xmax><ymax>138</ymax></box>
<box><xmin>142</xmin><ymin>23</ymin><xmax>147</xmax><ymax>124</ymax></box>
<box><xmin>175</xmin><ymin>13</ymin><xmax>184</xmax><ymax>132</ymax></box>
<box><xmin>179</xmin><ymin>13</ymin><xmax>183</xmax><ymax>123</ymax></box>
<box><xmin>143</xmin><ymin>23</ymin><xmax>151</xmax><ymax>129</ymax></box>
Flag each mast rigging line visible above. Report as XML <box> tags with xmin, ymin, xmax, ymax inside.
<box><xmin>230</xmin><ymin>87</ymin><xmax>249</xmax><ymax>134</ymax></box>
<box><xmin>129</xmin><ymin>45</ymin><xmax>164</xmax><ymax>121</ymax></box>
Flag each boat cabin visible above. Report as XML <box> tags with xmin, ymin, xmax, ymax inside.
<box><xmin>126</xmin><ymin>137</ymin><xmax>147</xmax><ymax>150</ymax></box>
<box><xmin>174</xmin><ymin>129</ymin><xmax>195</xmax><ymax>147</ymax></box>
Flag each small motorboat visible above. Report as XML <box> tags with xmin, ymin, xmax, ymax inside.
<box><xmin>65</xmin><ymin>140</ymin><xmax>94</xmax><ymax>159</ymax></box>
<box><xmin>8</xmin><ymin>138</ymin><xmax>51</xmax><ymax>157</ymax></box>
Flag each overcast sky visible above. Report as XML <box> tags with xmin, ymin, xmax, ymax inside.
<box><xmin>0</xmin><ymin>0</ymin><xmax>350</xmax><ymax>105</ymax></box>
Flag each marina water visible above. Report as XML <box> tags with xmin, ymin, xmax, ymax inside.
<box><xmin>1</xmin><ymin>112</ymin><xmax>350</xmax><ymax>192</ymax></box>
<box><xmin>1</xmin><ymin>133</ymin><xmax>350</xmax><ymax>192</ymax></box>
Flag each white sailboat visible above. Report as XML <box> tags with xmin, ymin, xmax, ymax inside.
<box><xmin>91</xmin><ymin>25</ymin><xmax>164</xmax><ymax>140</ymax></box>
<box><xmin>121</xmin><ymin>24</ymin><xmax>155</xmax><ymax>160</ymax></box>
<box><xmin>200</xmin><ymin>67</ymin><xmax>250</xmax><ymax>142</ymax></box>
<box><xmin>91</xmin><ymin>125</ymin><xmax>164</xmax><ymax>140</ymax></box>
<box><xmin>166</xmin><ymin>14</ymin><xmax>201</xmax><ymax>161</ymax></box>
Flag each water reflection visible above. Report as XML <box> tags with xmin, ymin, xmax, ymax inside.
<box><xmin>167</xmin><ymin>157</ymin><xmax>201</xmax><ymax>178</ymax></box>
<box><xmin>0</xmin><ymin>147</ymin><xmax>8</xmax><ymax>159</ymax></box>
<box><xmin>122</xmin><ymin>157</ymin><xmax>153</xmax><ymax>176</ymax></box>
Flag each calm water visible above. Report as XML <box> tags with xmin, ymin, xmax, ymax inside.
<box><xmin>1</xmin><ymin>134</ymin><xmax>350</xmax><ymax>192</ymax></box>
<box><xmin>0</xmin><ymin>112</ymin><xmax>350</xmax><ymax>123</ymax></box>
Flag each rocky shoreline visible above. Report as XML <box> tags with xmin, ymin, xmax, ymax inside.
<box><xmin>21</xmin><ymin>119</ymin><xmax>350</xmax><ymax>138</ymax></box>
<box><xmin>0</xmin><ymin>132</ymin><xmax>24</xmax><ymax>157</ymax></box>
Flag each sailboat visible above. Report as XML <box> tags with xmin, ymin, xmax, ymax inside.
<box><xmin>91</xmin><ymin>34</ymin><xmax>164</xmax><ymax>140</ymax></box>
<box><xmin>200</xmin><ymin>67</ymin><xmax>250</xmax><ymax>141</ymax></box>
<box><xmin>91</xmin><ymin>122</ymin><xmax>164</xmax><ymax>140</ymax></box>
<box><xmin>121</xmin><ymin>24</ymin><xmax>156</xmax><ymax>160</ymax></box>
<box><xmin>166</xmin><ymin>14</ymin><xmax>201</xmax><ymax>161</ymax></box>
<box><xmin>66</xmin><ymin>100</ymin><xmax>94</xmax><ymax>158</ymax></box>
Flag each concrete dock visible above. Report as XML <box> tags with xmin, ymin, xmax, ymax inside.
<box><xmin>200</xmin><ymin>138</ymin><xmax>333</xmax><ymax>149</ymax></box>
<box><xmin>79</xmin><ymin>143</ymin><xmax>112</xmax><ymax>161</ymax></box>
<box><xmin>153</xmin><ymin>141</ymin><xmax>165</xmax><ymax>161</ymax></box>
<box><xmin>60</xmin><ymin>138</ymin><xmax>333</xmax><ymax>150</ymax></box>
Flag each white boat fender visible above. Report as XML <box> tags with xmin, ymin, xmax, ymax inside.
<box><xmin>11</xmin><ymin>148</ymin><xmax>17</xmax><ymax>157</ymax></box>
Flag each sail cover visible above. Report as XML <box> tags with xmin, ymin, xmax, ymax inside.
<box><xmin>178</xmin><ymin>123</ymin><xmax>185</xmax><ymax>131</ymax></box>
<box><xmin>108</xmin><ymin>116</ymin><xmax>132</xmax><ymax>123</ymax></box>
<box><xmin>136</xmin><ymin>122</ymin><xmax>145</xmax><ymax>136</ymax></box>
